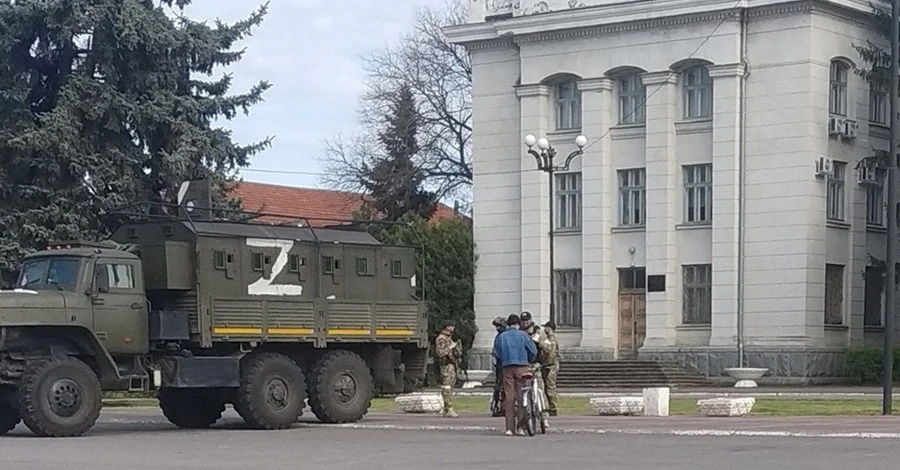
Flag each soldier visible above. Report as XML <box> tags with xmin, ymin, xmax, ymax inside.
<box><xmin>542</xmin><ymin>321</ymin><xmax>560</xmax><ymax>416</ymax></box>
<box><xmin>520</xmin><ymin>312</ymin><xmax>551</xmax><ymax>410</ymax></box>
<box><xmin>490</xmin><ymin>316</ymin><xmax>507</xmax><ymax>417</ymax></box>
<box><xmin>434</xmin><ymin>321</ymin><xmax>462</xmax><ymax>418</ymax></box>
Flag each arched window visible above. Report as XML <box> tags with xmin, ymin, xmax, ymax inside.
<box><xmin>619</xmin><ymin>73</ymin><xmax>646</xmax><ymax>124</ymax></box>
<box><xmin>829</xmin><ymin>60</ymin><xmax>849</xmax><ymax>116</ymax></box>
<box><xmin>683</xmin><ymin>65</ymin><xmax>712</xmax><ymax>119</ymax></box>
<box><xmin>555</xmin><ymin>80</ymin><xmax>581</xmax><ymax>130</ymax></box>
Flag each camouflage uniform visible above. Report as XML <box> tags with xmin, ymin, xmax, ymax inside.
<box><xmin>435</xmin><ymin>331</ymin><xmax>461</xmax><ymax>417</ymax></box>
<box><xmin>541</xmin><ymin>326</ymin><xmax>560</xmax><ymax>414</ymax></box>
<box><xmin>523</xmin><ymin>323</ymin><xmax>550</xmax><ymax>401</ymax></box>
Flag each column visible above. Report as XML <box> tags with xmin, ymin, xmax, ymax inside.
<box><xmin>641</xmin><ymin>71</ymin><xmax>680</xmax><ymax>348</ymax></box>
<box><xmin>707</xmin><ymin>63</ymin><xmax>744</xmax><ymax>347</ymax></box>
<box><xmin>516</xmin><ymin>84</ymin><xmax>552</xmax><ymax>323</ymax></box>
<box><xmin>579</xmin><ymin>78</ymin><xmax>616</xmax><ymax>351</ymax></box>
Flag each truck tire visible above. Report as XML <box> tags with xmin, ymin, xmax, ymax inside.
<box><xmin>17</xmin><ymin>356</ymin><xmax>101</xmax><ymax>437</ymax></box>
<box><xmin>158</xmin><ymin>388</ymin><xmax>226</xmax><ymax>429</ymax></box>
<box><xmin>235</xmin><ymin>353</ymin><xmax>305</xmax><ymax>429</ymax></box>
<box><xmin>0</xmin><ymin>403</ymin><xmax>20</xmax><ymax>435</ymax></box>
<box><xmin>308</xmin><ymin>350</ymin><xmax>373</xmax><ymax>424</ymax></box>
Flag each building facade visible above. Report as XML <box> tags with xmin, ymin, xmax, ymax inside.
<box><xmin>447</xmin><ymin>0</ymin><xmax>897</xmax><ymax>381</ymax></box>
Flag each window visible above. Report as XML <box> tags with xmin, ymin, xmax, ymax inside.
<box><xmin>99</xmin><ymin>264</ymin><xmax>136</xmax><ymax>290</ymax></box>
<box><xmin>289</xmin><ymin>254</ymin><xmax>304</xmax><ymax>273</ymax></box>
<box><xmin>619</xmin><ymin>267</ymin><xmax>646</xmax><ymax>291</ymax></box>
<box><xmin>684</xmin><ymin>164</ymin><xmax>713</xmax><ymax>224</ymax></box>
<box><xmin>323</xmin><ymin>256</ymin><xmax>335</xmax><ymax>275</ymax></box>
<box><xmin>618</xmin><ymin>168</ymin><xmax>646</xmax><ymax>226</ymax></box>
<box><xmin>683</xmin><ymin>66</ymin><xmax>712</xmax><ymax>119</ymax></box>
<box><xmin>825</xmin><ymin>264</ymin><xmax>844</xmax><ymax>325</ymax></box>
<box><xmin>619</xmin><ymin>73</ymin><xmax>646</xmax><ymax>124</ymax></box>
<box><xmin>870</xmin><ymin>82</ymin><xmax>888</xmax><ymax>125</ymax></box>
<box><xmin>827</xmin><ymin>162</ymin><xmax>846</xmax><ymax>221</ymax></box>
<box><xmin>682</xmin><ymin>264</ymin><xmax>711</xmax><ymax>325</ymax></box>
<box><xmin>17</xmin><ymin>257</ymin><xmax>81</xmax><ymax>292</ymax></box>
<box><xmin>213</xmin><ymin>250</ymin><xmax>226</xmax><ymax>270</ymax></box>
<box><xmin>866</xmin><ymin>169</ymin><xmax>886</xmax><ymax>226</ymax></box>
<box><xmin>555</xmin><ymin>269</ymin><xmax>582</xmax><ymax>327</ymax></box>
<box><xmin>556</xmin><ymin>173</ymin><xmax>582</xmax><ymax>230</ymax></box>
<box><xmin>829</xmin><ymin>61</ymin><xmax>849</xmax><ymax>116</ymax></box>
<box><xmin>864</xmin><ymin>266</ymin><xmax>883</xmax><ymax>327</ymax></box>
<box><xmin>251</xmin><ymin>252</ymin><xmax>264</xmax><ymax>272</ymax></box>
<box><xmin>391</xmin><ymin>260</ymin><xmax>403</xmax><ymax>278</ymax></box>
<box><xmin>356</xmin><ymin>257</ymin><xmax>370</xmax><ymax>276</ymax></box>
<box><xmin>555</xmin><ymin>81</ymin><xmax>581</xmax><ymax>130</ymax></box>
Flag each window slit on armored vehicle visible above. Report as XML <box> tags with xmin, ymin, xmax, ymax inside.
<box><xmin>391</xmin><ymin>260</ymin><xmax>403</xmax><ymax>278</ymax></box>
<box><xmin>323</xmin><ymin>256</ymin><xmax>334</xmax><ymax>275</ymax></box>
<box><xmin>213</xmin><ymin>250</ymin><xmax>226</xmax><ymax>270</ymax></box>
<box><xmin>289</xmin><ymin>254</ymin><xmax>304</xmax><ymax>273</ymax></box>
<box><xmin>356</xmin><ymin>257</ymin><xmax>369</xmax><ymax>276</ymax></box>
<box><xmin>252</xmin><ymin>252</ymin><xmax>264</xmax><ymax>272</ymax></box>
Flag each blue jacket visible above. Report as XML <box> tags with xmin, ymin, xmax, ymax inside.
<box><xmin>493</xmin><ymin>328</ymin><xmax>537</xmax><ymax>368</ymax></box>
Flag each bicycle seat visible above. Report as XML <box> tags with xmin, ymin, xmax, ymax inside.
<box><xmin>519</xmin><ymin>372</ymin><xmax>534</xmax><ymax>379</ymax></box>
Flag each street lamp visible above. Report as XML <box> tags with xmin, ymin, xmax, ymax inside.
<box><xmin>524</xmin><ymin>133</ymin><xmax>588</xmax><ymax>325</ymax></box>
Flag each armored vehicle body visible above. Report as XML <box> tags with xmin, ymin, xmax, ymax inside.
<box><xmin>0</xmin><ymin>206</ymin><xmax>428</xmax><ymax>437</ymax></box>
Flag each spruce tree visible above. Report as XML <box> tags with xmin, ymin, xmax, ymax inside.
<box><xmin>0</xmin><ymin>0</ymin><xmax>272</xmax><ymax>282</ymax></box>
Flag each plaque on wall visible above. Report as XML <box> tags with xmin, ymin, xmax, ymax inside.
<box><xmin>647</xmin><ymin>275</ymin><xmax>666</xmax><ymax>292</ymax></box>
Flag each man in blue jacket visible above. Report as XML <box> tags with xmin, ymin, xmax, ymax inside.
<box><xmin>493</xmin><ymin>314</ymin><xmax>537</xmax><ymax>435</ymax></box>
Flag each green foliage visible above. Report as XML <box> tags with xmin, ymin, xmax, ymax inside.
<box><xmin>0</xmin><ymin>0</ymin><xmax>272</xmax><ymax>283</ymax></box>
<box><xmin>844</xmin><ymin>347</ymin><xmax>900</xmax><ymax>384</ymax></box>
<box><xmin>374</xmin><ymin>214</ymin><xmax>475</xmax><ymax>370</ymax></box>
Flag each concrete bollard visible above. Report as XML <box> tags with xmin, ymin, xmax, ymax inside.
<box><xmin>642</xmin><ymin>387</ymin><xmax>670</xmax><ymax>417</ymax></box>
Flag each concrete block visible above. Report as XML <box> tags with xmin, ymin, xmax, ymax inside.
<box><xmin>590</xmin><ymin>396</ymin><xmax>644</xmax><ymax>416</ymax></box>
<box><xmin>697</xmin><ymin>397</ymin><xmax>756</xmax><ymax>417</ymax></box>
<box><xmin>394</xmin><ymin>393</ymin><xmax>443</xmax><ymax>413</ymax></box>
<box><xmin>642</xmin><ymin>387</ymin><xmax>670</xmax><ymax>417</ymax></box>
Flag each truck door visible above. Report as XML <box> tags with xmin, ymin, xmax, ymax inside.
<box><xmin>90</xmin><ymin>259</ymin><xmax>149</xmax><ymax>355</ymax></box>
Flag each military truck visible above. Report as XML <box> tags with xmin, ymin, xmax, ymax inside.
<box><xmin>0</xmin><ymin>199</ymin><xmax>428</xmax><ymax>437</ymax></box>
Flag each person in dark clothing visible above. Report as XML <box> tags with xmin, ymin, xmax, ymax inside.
<box><xmin>490</xmin><ymin>316</ymin><xmax>508</xmax><ymax>417</ymax></box>
<box><xmin>493</xmin><ymin>314</ymin><xmax>537</xmax><ymax>436</ymax></box>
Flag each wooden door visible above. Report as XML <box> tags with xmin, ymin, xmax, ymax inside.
<box><xmin>618</xmin><ymin>268</ymin><xmax>647</xmax><ymax>358</ymax></box>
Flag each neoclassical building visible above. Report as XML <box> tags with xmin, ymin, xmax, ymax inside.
<box><xmin>447</xmin><ymin>0</ymin><xmax>895</xmax><ymax>380</ymax></box>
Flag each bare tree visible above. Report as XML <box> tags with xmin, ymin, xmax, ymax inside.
<box><xmin>322</xmin><ymin>1</ymin><xmax>472</xmax><ymax>203</ymax></box>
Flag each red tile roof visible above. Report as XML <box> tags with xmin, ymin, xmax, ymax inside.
<box><xmin>227</xmin><ymin>181</ymin><xmax>462</xmax><ymax>227</ymax></box>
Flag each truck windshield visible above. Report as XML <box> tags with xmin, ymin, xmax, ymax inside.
<box><xmin>17</xmin><ymin>258</ymin><xmax>81</xmax><ymax>292</ymax></box>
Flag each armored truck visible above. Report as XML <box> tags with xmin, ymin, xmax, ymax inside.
<box><xmin>0</xmin><ymin>209</ymin><xmax>428</xmax><ymax>437</ymax></box>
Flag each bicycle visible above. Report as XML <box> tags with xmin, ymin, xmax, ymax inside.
<box><xmin>517</xmin><ymin>371</ymin><xmax>548</xmax><ymax>436</ymax></box>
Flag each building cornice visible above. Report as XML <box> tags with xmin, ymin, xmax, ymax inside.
<box><xmin>447</xmin><ymin>0</ymin><xmax>882</xmax><ymax>50</ymax></box>
<box><xmin>516</xmin><ymin>83</ymin><xmax>552</xmax><ymax>98</ymax></box>
<box><xmin>578</xmin><ymin>77</ymin><xmax>614</xmax><ymax>92</ymax></box>
<box><xmin>641</xmin><ymin>71</ymin><xmax>680</xmax><ymax>86</ymax></box>
<box><xmin>708</xmin><ymin>63</ymin><xmax>746</xmax><ymax>78</ymax></box>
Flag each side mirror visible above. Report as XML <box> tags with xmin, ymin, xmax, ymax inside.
<box><xmin>94</xmin><ymin>270</ymin><xmax>110</xmax><ymax>294</ymax></box>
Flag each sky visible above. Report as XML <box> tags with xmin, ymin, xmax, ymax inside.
<box><xmin>181</xmin><ymin>0</ymin><xmax>450</xmax><ymax>189</ymax></box>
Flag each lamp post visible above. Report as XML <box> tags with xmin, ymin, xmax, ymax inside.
<box><xmin>524</xmin><ymin>134</ymin><xmax>588</xmax><ymax>325</ymax></box>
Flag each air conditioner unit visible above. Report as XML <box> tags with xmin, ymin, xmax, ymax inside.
<box><xmin>841</xmin><ymin>119</ymin><xmax>858</xmax><ymax>140</ymax></box>
<box><xmin>828</xmin><ymin>116</ymin><xmax>844</xmax><ymax>136</ymax></box>
<box><xmin>815</xmin><ymin>156</ymin><xmax>834</xmax><ymax>178</ymax></box>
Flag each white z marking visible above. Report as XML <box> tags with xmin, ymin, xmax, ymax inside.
<box><xmin>246</xmin><ymin>238</ymin><xmax>303</xmax><ymax>296</ymax></box>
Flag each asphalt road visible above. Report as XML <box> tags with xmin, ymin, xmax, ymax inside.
<box><xmin>2</xmin><ymin>409</ymin><xmax>899</xmax><ymax>469</ymax></box>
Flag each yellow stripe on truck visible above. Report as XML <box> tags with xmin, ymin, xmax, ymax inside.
<box><xmin>267</xmin><ymin>327</ymin><xmax>314</xmax><ymax>336</ymax></box>
<box><xmin>212</xmin><ymin>327</ymin><xmax>262</xmax><ymax>335</ymax></box>
<box><xmin>327</xmin><ymin>328</ymin><xmax>371</xmax><ymax>336</ymax></box>
<box><xmin>375</xmin><ymin>329</ymin><xmax>415</xmax><ymax>336</ymax></box>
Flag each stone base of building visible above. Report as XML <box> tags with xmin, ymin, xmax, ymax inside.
<box><xmin>639</xmin><ymin>347</ymin><xmax>850</xmax><ymax>385</ymax></box>
<box><xmin>467</xmin><ymin>346</ymin><xmax>853</xmax><ymax>385</ymax></box>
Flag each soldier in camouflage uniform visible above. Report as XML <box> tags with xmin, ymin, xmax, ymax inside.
<box><xmin>435</xmin><ymin>321</ymin><xmax>462</xmax><ymax>418</ymax></box>
<box><xmin>490</xmin><ymin>316</ymin><xmax>507</xmax><ymax>417</ymax></box>
<box><xmin>519</xmin><ymin>312</ymin><xmax>551</xmax><ymax>409</ymax></box>
<box><xmin>542</xmin><ymin>321</ymin><xmax>560</xmax><ymax>416</ymax></box>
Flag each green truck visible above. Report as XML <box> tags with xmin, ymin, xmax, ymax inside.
<box><xmin>0</xmin><ymin>197</ymin><xmax>428</xmax><ymax>437</ymax></box>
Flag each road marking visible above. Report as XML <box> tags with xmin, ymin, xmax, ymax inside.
<box><xmin>323</xmin><ymin>423</ymin><xmax>900</xmax><ymax>440</ymax></box>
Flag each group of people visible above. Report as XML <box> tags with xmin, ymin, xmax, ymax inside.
<box><xmin>433</xmin><ymin>312</ymin><xmax>560</xmax><ymax>436</ymax></box>
<box><xmin>491</xmin><ymin>312</ymin><xmax>559</xmax><ymax>435</ymax></box>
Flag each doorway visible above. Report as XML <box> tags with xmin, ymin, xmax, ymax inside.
<box><xmin>618</xmin><ymin>267</ymin><xmax>646</xmax><ymax>359</ymax></box>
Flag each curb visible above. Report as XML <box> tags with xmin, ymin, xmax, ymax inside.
<box><xmin>322</xmin><ymin>422</ymin><xmax>900</xmax><ymax>440</ymax></box>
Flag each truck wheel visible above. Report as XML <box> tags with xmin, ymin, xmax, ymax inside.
<box><xmin>308</xmin><ymin>350</ymin><xmax>373</xmax><ymax>424</ymax></box>
<box><xmin>0</xmin><ymin>403</ymin><xmax>20</xmax><ymax>435</ymax></box>
<box><xmin>158</xmin><ymin>388</ymin><xmax>226</xmax><ymax>429</ymax></box>
<box><xmin>235</xmin><ymin>353</ymin><xmax>305</xmax><ymax>429</ymax></box>
<box><xmin>17</xmin><ymin>356</ymin><xmax>101</xmax><ymax>437</ymax></box>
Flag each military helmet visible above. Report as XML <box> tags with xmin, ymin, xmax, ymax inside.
<box><xmin>492</xmin><ymin>316</ymin><xmax>507</xmax><ymax>328</ymax></box>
